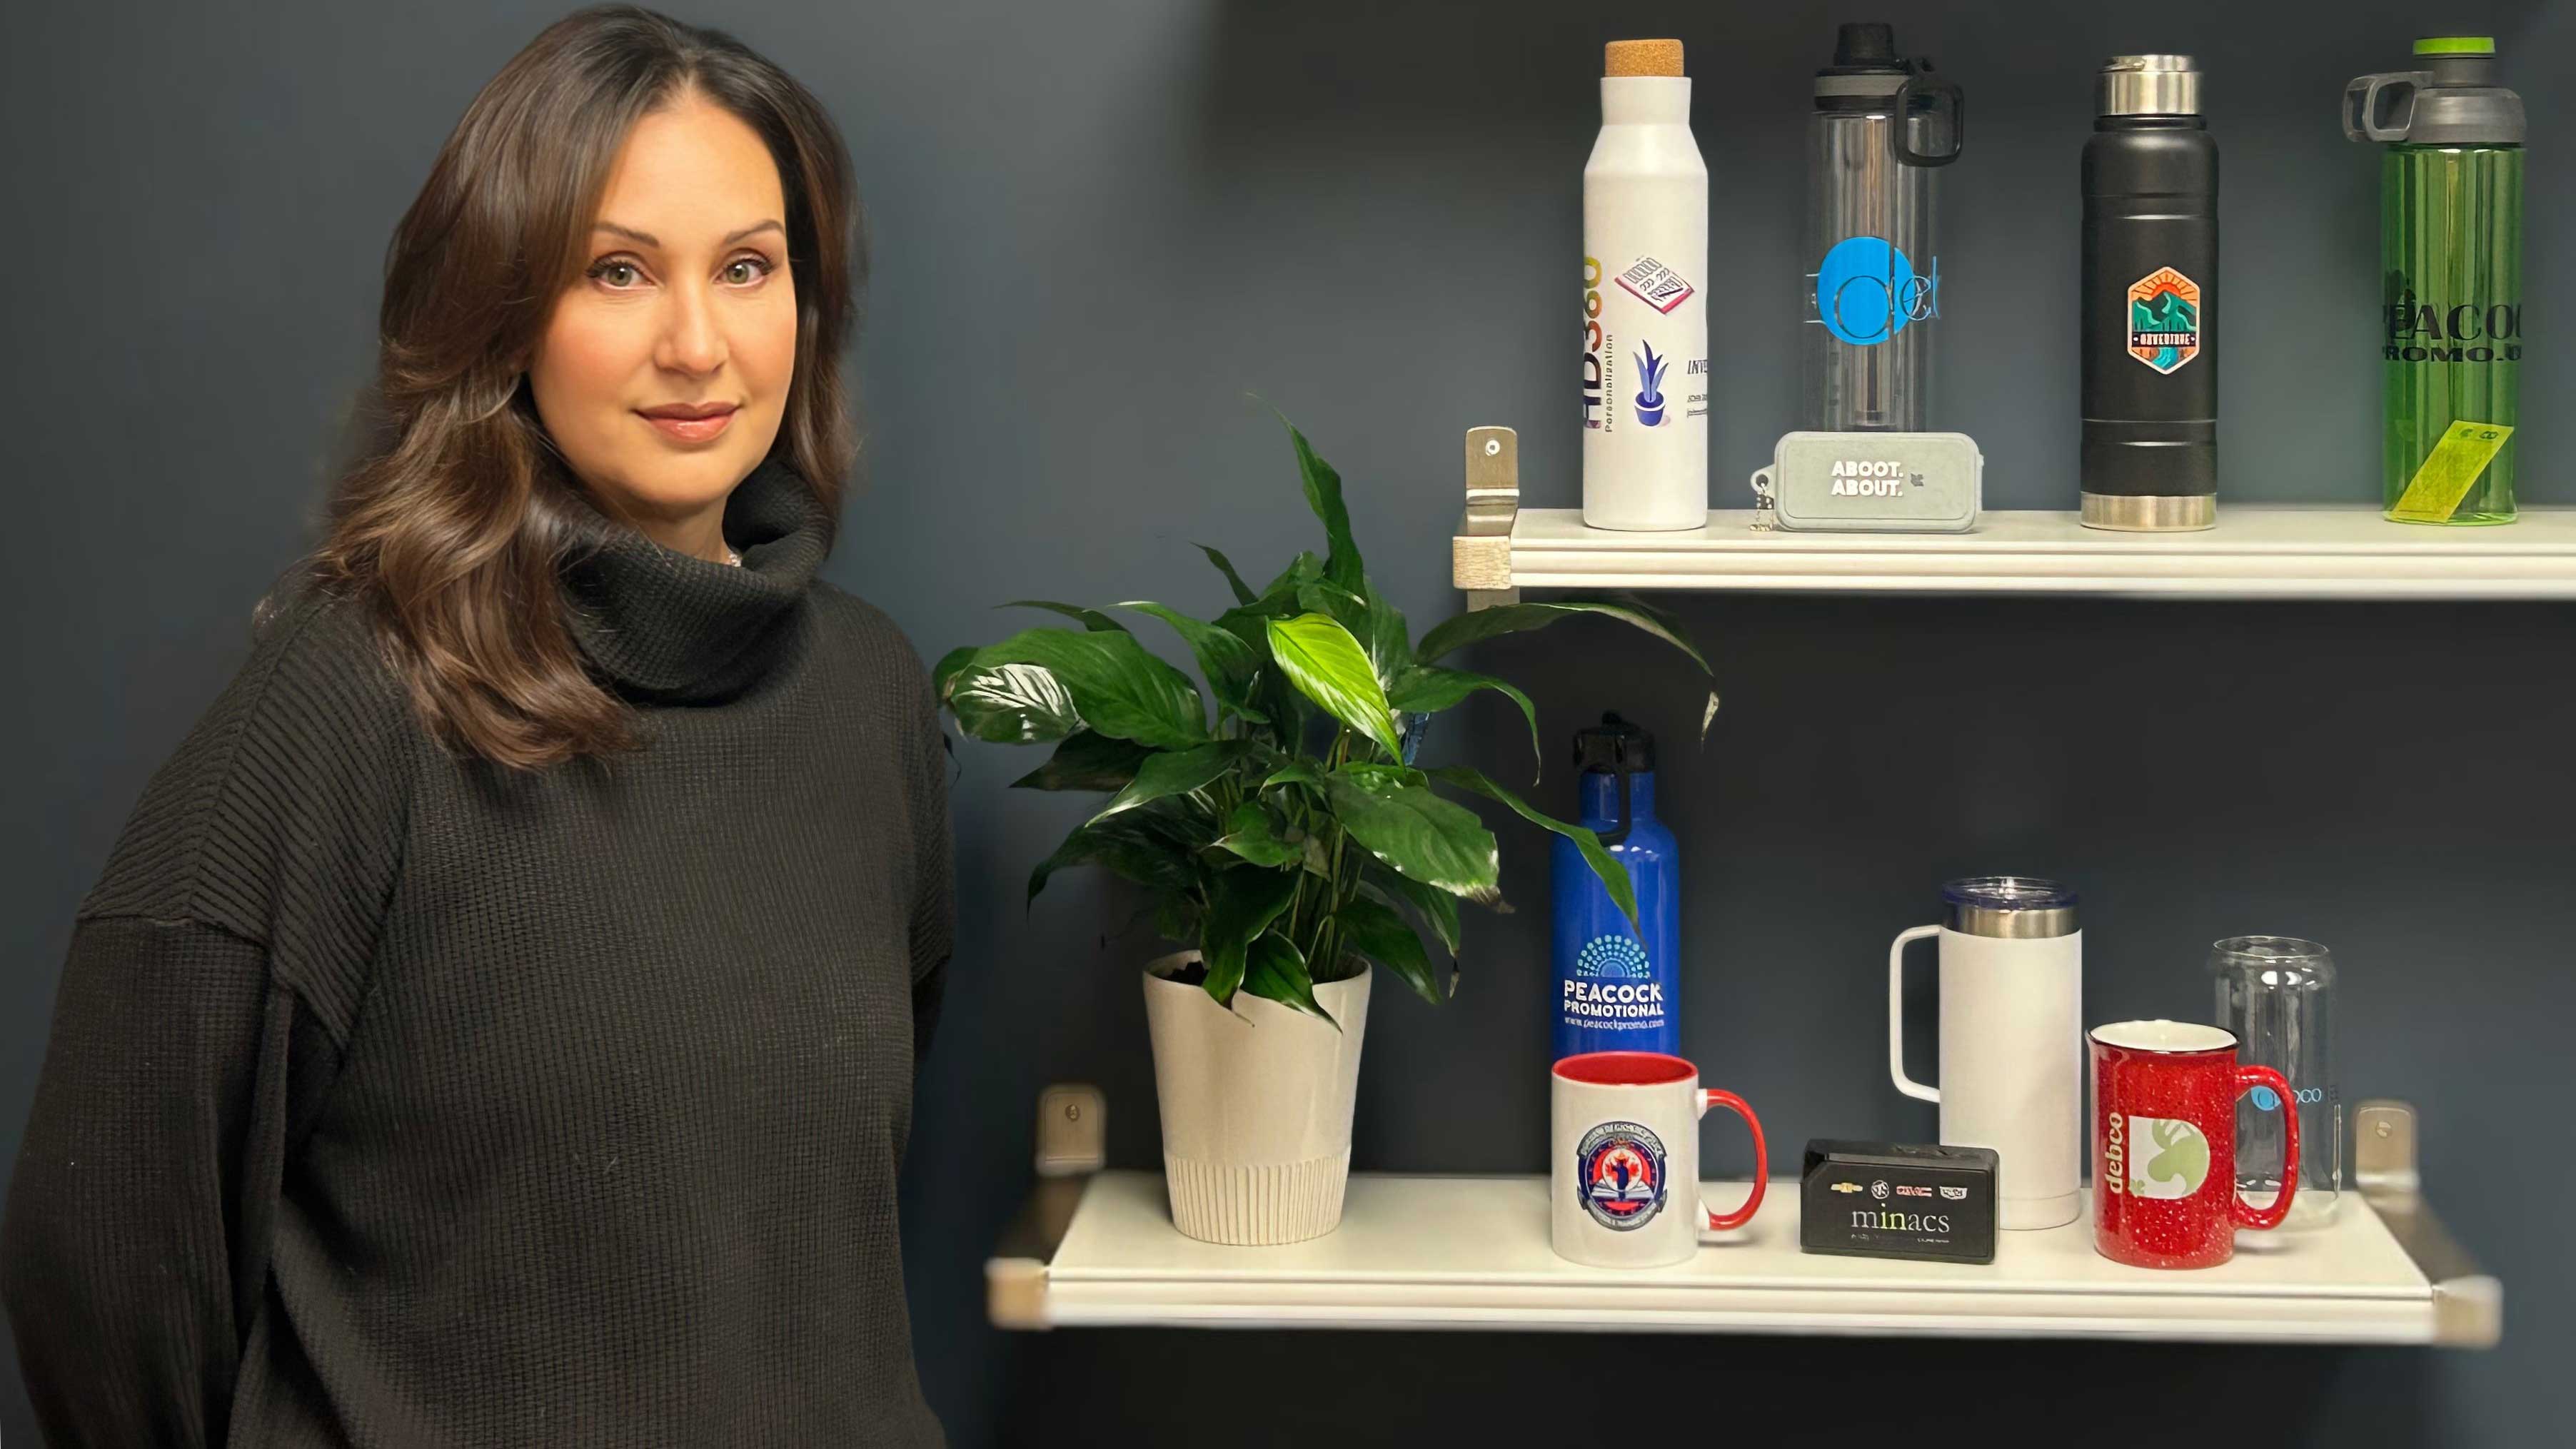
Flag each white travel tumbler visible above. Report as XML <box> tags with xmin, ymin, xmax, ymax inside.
<box><xmin>1888</xmin><ymin>877</ymin><xmax>2084</xmax><ymax>1231</ymax></box>
<box><xmin>1581</xmin><ymin>39</ymin><xmax>1709</xmax><ymax>530</ymax></box>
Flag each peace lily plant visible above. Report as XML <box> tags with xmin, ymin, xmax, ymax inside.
<box><xmin>936</xmin><ymin>416</ymin><xmax>1714</xmax><ymax>1243</ymax></box>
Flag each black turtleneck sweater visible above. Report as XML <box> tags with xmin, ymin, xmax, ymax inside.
<box><xmin>1</xmin><ymin>459</ymin><xmax>954</xmax><ymax>1446</ymax></box>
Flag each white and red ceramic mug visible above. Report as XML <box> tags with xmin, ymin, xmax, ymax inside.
<box><xmin>1550</xmin><ymin>1051</ymin><xmax>1769</xmax><ymax>1268</ymax></box>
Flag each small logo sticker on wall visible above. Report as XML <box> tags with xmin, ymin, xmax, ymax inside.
<box><xmin>1576</xmin><ymin>1121</ymin><xmax>1669</xmax><ymax>1230</ymax></box>
<box><xmin>2128</xmin><ymin>267</ymin><xmax>2203</xmax><ymax>374</ymax></box>
<box><xmin>1615</xmin><ymin>256</ymin><xmax>1696</xmax><ymax>314</ymax></box>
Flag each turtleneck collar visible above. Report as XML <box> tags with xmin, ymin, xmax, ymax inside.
<box><xmin>561</xmin><ymin>455</ymin><xmax>832</xmax><ymax>702</ymax></box>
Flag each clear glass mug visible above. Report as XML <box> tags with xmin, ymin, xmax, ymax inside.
<box><xmin>2208</xmin><ymin>936</ymin><xmax>2338</xmax><ymax>1227</ymax></box>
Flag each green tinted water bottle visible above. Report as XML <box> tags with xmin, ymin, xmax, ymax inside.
<box><xmin>2344</xmin><ymin>37</ymin><xmax>2525</xmax><ymax>525</ymax></box>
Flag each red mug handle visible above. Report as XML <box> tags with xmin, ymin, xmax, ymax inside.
<box><xmin>2230</xmin><ymin>1065</ymin><xmax>2301</xmax><ymax>1231</ymax></box>
<box><xmin>1698</xmin><ymin>1089</ymin><xmax>1769</xmax><ymax>1233</ymax></box>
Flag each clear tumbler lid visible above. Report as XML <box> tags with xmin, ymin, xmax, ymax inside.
<box><xmin>1941</xmin><ymin>876</ymin><xmax>2078</xmax><ymax>939</ymax></box>
<box><xmin>2208</xmin><ymin>935</ymin><xmax>2336</xmax><ymax>984</ymax></box>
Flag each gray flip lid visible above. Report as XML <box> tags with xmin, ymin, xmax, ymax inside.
<box><xmin>2345</xmin><ymin>40</ymin><xmax>2525</xmax><ymax>146</ymax></box>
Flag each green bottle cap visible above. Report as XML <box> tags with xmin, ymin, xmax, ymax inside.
<box><xmin>2413</xmin><ymin>36</ymin><xmax>2495</xmax><ymax>56</ymax></box>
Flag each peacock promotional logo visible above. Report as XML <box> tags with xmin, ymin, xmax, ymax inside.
<box><xmin>1576</xmin><ymin>1120</ymin><xmax>1669</xmax><ymax>1231</ymax></box>
<box><xmin>2128</xmin><ymin>267</ymin><xmax>2203</xmax><ymax>374</ymax></box>
<box><xmin>1574</xmin><ymin>934</ymin><xmax>1651</xmax><ymax>979</ymax></box>
<box><xmin>2121</xmin><ymin>1116</ymin><xmax>2211</xmax><ymax>1199</ymax></box>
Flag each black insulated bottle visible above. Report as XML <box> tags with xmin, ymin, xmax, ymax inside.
<box><xmin>2082</xmin><ymin>55</ymin><xmax>2218</xmax><ymax>531</ymax></box>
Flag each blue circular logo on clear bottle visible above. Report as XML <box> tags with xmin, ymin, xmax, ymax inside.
<box><xmin>2250</xmin><ymin>1085</ymin><xmax>2280</xmax><ymax>1112</ymax></box>
<box><xmin>1814</xmin><ymin>237</ymin><xmax>1938</xmax><ymax>346</ymax></box>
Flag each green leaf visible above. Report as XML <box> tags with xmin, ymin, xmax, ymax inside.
<box><xmin>1010</xmin><ymin>731</ymin><xmax>1152</xmax><ymax>792</ymax></box>
<box><xmin>1154</xmin><ymin>892</ymin><xmax>1202</xmax><ymax>943</ymax></box>
<box><xmin>1026</xmin><ymin>810</ymin><xmax>1202</xmax><ymax>903</ymax></box>
<box><xmin>1212</xmin><ymin>800</ymin><xmax>1304</xmax><ymax>868</ymax></box>
<box><xmin>1257</xmin><ymin>551</ymin><xmax>1323</xmax><ymax>602</ymax></box>
<box><xmin>1200</xmin><ymin>866</ymin><xmax>1300</xmax><ymax>1004</ymax></box>
<box><xmin>1416</xmin><ymin>596</ymin><xmax>1703</xmax><ymax>670</ymax></box>
<box><xmin>946</xmin><ymin>660</ymin><xmax>1085</xmax><ymax>744</ymax></box>
<box><xmin>1324</xmin><ymin>767</ymin><xmax>1499</xmax><ymax>905</ymax></box>
<box><xmin>1088</xmin><ymin>742</ymin><xmax>1249</xmax><ymax>827</ymax></box>
<box><xmin>1003</xmin><ymin>600</ymin><xmax>1127</xmax><ymax>632</ymax></box>
<box><xmin>1361</xmin><ymin>861</ymin><xmax>1464</xmax><ymax>952</ymax></box>
<box><xmin>1194</xmin><ymin>543</ymin><xmax>1258</xmax><ymax>607</ymax></box>
<box><xmin>932</xmin><ymin>645</ymin><xmax>979</xmax><ymax>698</ymax></box>
<box><xmin>1263</xmin><ymin>758</ymin><xmax>1327</xmax><ymax>792</ymax></box>
<box><xmin>1297</xmin><ymin>579</ymin><xmax>1410</xmax><ymax>689</ymax></box>
<box><xmin>966</xmin><ymin>627</ymin><xmax>1207</xmax><ymax>749</ymax></box>
<box><xmin>1386</xmin><ymin>665</ymin><xmax>1540</xmax><ymax>775</ymax></box>
<box><xmin>1265</xmin><ymin>613</ymin><xmax>1402</xmax><ymax>760</ymax></box>
<box><xmin>1429</xmin><ymin>765</ymin><xmax>1637</xmax><ymax>933</ymax></box>
<box><xmin>1332</xmin><ymin>893</ymin><xmax>1447</xmax><ymax>1006</ymax></box>
<box><xmin>1241</xmin><ymin>929</ymin><xmax>1336</xmax><ymax>1026</ymax></box>
<box><xmin>1339</xmin><ymin>761</ymin><xmax>1427</xmax><ymax>793</ymax></box>
<box><xmin>1416</xmin><ymin>597</ymin><xmax>1716</xmax><ymax>741</ymax></box>
<box><xmin>1275</xmin><ymin>418</ymin><xmax>1364</xmax><ymax>595</ymax></box>
<box><xmin>1119</xmin><ymin>600</ymin><xmax>1267</xmax><ymax>723</ymax></box>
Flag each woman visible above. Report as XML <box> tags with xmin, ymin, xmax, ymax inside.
<box><xmin>1</xmin><ymin>6</ymin><xmax>952</xmax><ymax>1444</ymax></box>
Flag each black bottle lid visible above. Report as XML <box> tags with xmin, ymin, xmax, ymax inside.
<box><xmin>1827</xmin><ymin>22</ymin><xmax>1902</xmax><ymax>74</ymax></box>
<box><xmin>1573</xmin><ymin>712</ymin><xmax>1655</xmax><ymax>775</ymax></box>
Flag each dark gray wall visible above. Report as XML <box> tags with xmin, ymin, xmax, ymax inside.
<box><xmin>4</xmin><ymin>1</ymin><xmax>2565</xmax><ymax>1443</ymax></box>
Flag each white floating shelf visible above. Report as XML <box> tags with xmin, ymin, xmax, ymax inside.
<box><xmin>1001</xmin><ymin>1171</ymin><xmax>2467</xmax><ymax>1344</ymax></box>
<box><xmin>987</xmin><ymin>1101</ymin><xmax>2497</xmax><ymax>1347</ymax></box>
<box><xmin>1450</xmin><ymin>429</ymin><xmax>2576</xmax><ymax>601</ymax></box>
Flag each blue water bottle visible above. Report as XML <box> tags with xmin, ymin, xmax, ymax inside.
<box><xmin>1552</xmin><ymin>713</ymin><xmax>1680</xmax><ymax>1059</ymax></box>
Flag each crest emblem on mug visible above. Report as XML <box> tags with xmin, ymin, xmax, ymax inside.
<box><xmin>1576</xmin><ymin>1120</ymin><xmax>1669</xmax><ymax>1230</ymax></box>
<box><xmin>2125</xmin><ymin>1116</ymin><xmax>2211</xmax><ymax>1198</ymax></box>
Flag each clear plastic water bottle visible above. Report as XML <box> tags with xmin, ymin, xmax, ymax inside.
<box><xmin>1802</xmin><ymin>22</ymin><xmax>1962</xmax><ymax>432</ymax></box>
<box><xmin>2345</xmin><ymin>37</ymin><xmax>2526</xmax><ymax>525</ymax></box>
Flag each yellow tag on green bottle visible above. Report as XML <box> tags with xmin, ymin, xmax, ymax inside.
<box><xmin>2388</xmin><ymin>421</ymin><xmax>2515</xmax><ymax>522</ymax></box>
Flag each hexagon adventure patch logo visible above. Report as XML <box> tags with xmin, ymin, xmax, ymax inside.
<box><xmin>1576</xmin><ymin>1120</ymin><xmax>1669</xmax><ymax>1231</ymax></box>
<box><xmin>2128</xmin><ymin>266</ymin><xmax>2202</xmax><ymax>374</ymax></box>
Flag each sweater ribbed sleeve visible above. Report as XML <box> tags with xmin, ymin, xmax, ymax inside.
<box><xmin>4</xmin><ymin>918</ymin><xmax>278</xmax><ymax>1445</ymax></box>
<box><xmin>4</xmin><ymin>590</ymin><xmax>405</xmax><ymax>1445</ymax></box>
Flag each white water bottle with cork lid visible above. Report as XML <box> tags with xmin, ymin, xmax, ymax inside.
<box><xmin>1583</xmin><ymin>39</ymin><xmax>1709</xmax><ymax>530</ymax></box>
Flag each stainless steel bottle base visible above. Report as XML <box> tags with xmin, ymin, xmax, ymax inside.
<box><xmin>2081</xmin><ymin>493</ymin><xmax>2216</xmax><ymax>531</ymax></box>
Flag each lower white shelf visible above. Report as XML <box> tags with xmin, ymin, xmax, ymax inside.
<box><xmin>994</xmin><ymin>1168</ymin><xmax>2492</xmax><ymax>1346</ymax></box>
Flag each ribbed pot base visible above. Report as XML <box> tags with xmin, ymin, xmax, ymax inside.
<box><xmin>1163</xmin><ymin>1151</ymin><xmax>1351</xmax><ymax>1245</ymax></box>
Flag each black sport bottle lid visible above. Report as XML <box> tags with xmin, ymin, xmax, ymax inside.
<box><xmin>1573</xmin><ymin>712</ymin><xmax>1655</xmax><ymax>775</ymax></box>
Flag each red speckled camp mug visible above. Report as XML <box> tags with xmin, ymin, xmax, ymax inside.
<box><xmin>2091</xmin><ymin>1020</ymin><xmax>2299</xmax><ymax>1269</ymax></box>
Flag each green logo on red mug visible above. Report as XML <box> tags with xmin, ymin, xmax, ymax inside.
<box><xmin>2126</xmin><ymin>1116</ymin><xmax>2210</xmax><ymax>1198</ymax></box>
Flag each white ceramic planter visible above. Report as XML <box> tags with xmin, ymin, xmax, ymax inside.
<box><xmin>1142</xmin><ymin>951</ymin><xmax>1372</xmax><ymax>1246</ymax></box>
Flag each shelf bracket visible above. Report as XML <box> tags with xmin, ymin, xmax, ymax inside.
<box><xmin>2355</xmin><ymin>1098</ymin><xmax>2502</xmax><ymax>1348</ymax></box>
<box><xmin>1454</xmin><ymin>425</ymin><xmax>1520</xmax><ymax>610</ymax></box>
<box><xmin>985</xmin><ymin>1083</ymin><xmax>1103</xmax><ymax>1331</ymax></box>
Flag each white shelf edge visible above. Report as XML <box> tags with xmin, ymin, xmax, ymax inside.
<box><xmin>1450</xmin><ymin>452</ymin><xmax>2576</xmax><ymax>602</ymax></box>
<box><xmin>993</xmin><ymin>1168</ymin><xmax>2485</xmax><ymax>1347</ymax></box>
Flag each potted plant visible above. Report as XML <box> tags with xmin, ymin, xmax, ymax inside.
<box><xmin>936</xmin><ymin>417</ymin><xmax>1714</xmax><ymax>1245</ymax></box>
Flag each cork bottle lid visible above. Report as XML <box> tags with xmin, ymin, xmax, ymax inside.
<box><xmin>1605</xmin><ymin>39</ymin><xmax>1684</xmax><ymax>78</ymax></box>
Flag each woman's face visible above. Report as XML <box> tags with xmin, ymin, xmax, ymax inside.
<box><xmin>528</xmin><ymin>90</ymin><xmax>797</xmax><ymax>527</ymax></box>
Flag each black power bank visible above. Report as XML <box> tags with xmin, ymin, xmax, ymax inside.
<box><xmin>1800</xmin><ymin>1140</ymin><xmax>1999</xmax><ymax>1264</ymax></box>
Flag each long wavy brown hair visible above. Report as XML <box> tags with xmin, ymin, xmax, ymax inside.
<box><xmin>281</xmin><ymin>4</ymin><xmax>863</xmax><ymax>770</ymax></box>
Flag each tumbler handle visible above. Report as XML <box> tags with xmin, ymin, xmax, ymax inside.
<box><xmin>1696</xmin><ymin>1089</ymin><xmax>1769</xmax><ymax>1234</ymax></box>
<box><xmin>2230</xmin><ymin>1065</ymin><xmax>2302</xmax><ymax>1231</ymax></box>
<box><xmin>1888</xmin><ymin>925</ymin><xmax>1941</xmax><ymax>1103</ymax></box>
